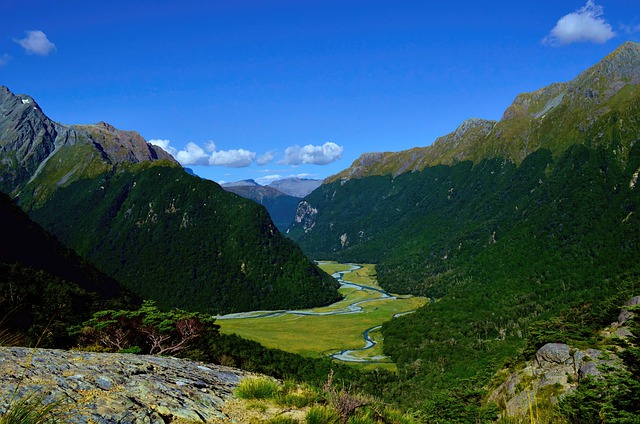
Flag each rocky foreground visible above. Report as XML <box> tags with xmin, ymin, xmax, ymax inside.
<box><xmin>0</xmin><ymin>347</ymin><xmax>249</xmax><ymax>423</ymax></box>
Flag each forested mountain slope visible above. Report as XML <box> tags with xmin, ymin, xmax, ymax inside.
<box><xmin>0</xmin><ymin>86</ymin><xmax>340</xmax><ymax>314</ymax></box>
<box><xmin>287</xmin><ymin>41</ymin><xmax>640</xmax><ymax>418</ymax></box>
<box><xmin>0</xmin><ymin>191</ymin><xmax>137</xmax><ymax>346</ymax></box>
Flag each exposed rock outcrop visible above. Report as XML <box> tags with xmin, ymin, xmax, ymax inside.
<box><xmin>489</xmin><ymin>295</ymin><xmax>638</xmax><ymax>417</ymax></box>
<box><xmin>489</xmin><ymin>343</ymin><xmax>621</xmax><ymax>416</ymax></box>
<box><xmin>0</xmin><ymin>347</ymin><xmax>250</xmax><ymax>423</ymax></box>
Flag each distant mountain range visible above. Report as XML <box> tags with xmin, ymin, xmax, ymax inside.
<box><xmin>221</xmin><ymin>178</ymin><xmax>323</xmax><ymax>231</ymax></box>
<box><xmin>288</xmin><ymin>41</ymin><xmax>640</xmax><ymax>411</ymax></box>
<box><xmin>0</xmin><ymin>86</ymin><xmax>340</xmax><ymax>314</ymax></box>
<box><xmin>268</xmin><ymin>177</ymin><xmax>323</xmax><ymax>198</ymax></box>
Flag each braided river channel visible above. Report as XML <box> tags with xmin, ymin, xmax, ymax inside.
<box><xmin>217</xmin><ymin>263</ymin><xmax>425</xmax><ymax>364</ymax></box>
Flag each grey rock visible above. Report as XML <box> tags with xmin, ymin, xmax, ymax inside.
<box><xmin>0</xmin><ymin>347</ymin><xmax>250</xmax><ymax>423</ymax></box>
<box><xmin>535</xmin><ymin>343</ymin><xmax>572</xmax><ymax>368</ymax></box>
<box><xmin>618</xmin><ymin>296</ymin><xmax>640</xmax><ymax>324</ymax></box>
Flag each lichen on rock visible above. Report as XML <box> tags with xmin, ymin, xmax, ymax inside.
<box><xmin>0</xmin><ymin>347</ymin><xmax>250</xmax><ymax>423</ymax></box>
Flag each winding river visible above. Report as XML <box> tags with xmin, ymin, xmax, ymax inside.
<box><xmin>217</xmin><ymin>264</ymin><xmax>413</xmax><ymax>363</ymax></box>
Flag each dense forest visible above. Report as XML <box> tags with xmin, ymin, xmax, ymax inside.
<box><xmin>28</xmin><ymin>163</ymin><xmax>340</xmax><ymax>314</ymax></box>
<box><xmin>0</xmin><ymin>192</ymin><xmax>138</xmax><ymax>347</ymax></box>
<box><xmin>287</xmin><ymin>140</ymin><xmax>640</xmax><ymax>418</ymax></box>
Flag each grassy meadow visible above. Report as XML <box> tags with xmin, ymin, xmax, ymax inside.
<box><xmin>217</xmin><ymin>262</ymin><xmax>427</xmax><ymax>371</ymax></box>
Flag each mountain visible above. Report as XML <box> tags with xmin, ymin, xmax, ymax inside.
<box><xmin>0</xmin><ymin>86</ymin><xmax>340</xmax><ymax>314</ymax></box>
<box><xmin>220</xmin><ymin>178</ymin><xmax>325</xmax><ymax>231</ymax></box>
<box><xmin>222</xmin><ymin>179</ymin><xmax>260</xmax><ymax>188</ymax></box>
<box><xmin>268</xmin><ymin>177</ymin><xmax>323</xmax><ymax>198</ymax></box>
<box><xmin>288</xmin><ymin>42</ymin><xmax>640</xmax><ymax>417</ymax></box>
<box><xmin>0</xmin><ymin>191</ymin><xmax>137</xmax><ymax>347</ymax></box>
<box><xmin>221</xmin><ymin>180</ymin><xmax>301</xmax><ymax>231</ymax></box>
<box><xmin>327</xmin><ymin>41</ymin><xmax>640</xmax><ymax>182</ymax></box>
<box><xmin>0</xmin><ymin>87</ymin><xmax>176</xmax><ymax>205</ymax></box>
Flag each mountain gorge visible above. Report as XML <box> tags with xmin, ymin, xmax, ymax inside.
<box><xmin>288</xmin><ymin>41</ymin><xmax>640</xmax><ymax>417</ymax></box>
<box><xmin>0</xmin><ymin>86</ymin><xmax>340</xmax><ymax>314</ymax></box>
<box><xmin>221</xmin><ymin>179</ymin><xmax>303</xmax><ymax>231</ymax></box>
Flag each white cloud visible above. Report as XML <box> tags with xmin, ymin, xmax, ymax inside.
<box><xmin>543</xmin><ymin>1</ymin><xmax>615</xmax><ymax>46</ymax></box>
<box><xmin>148</xmin><ymin>139</ymin><xmax>177</xmax><ymax>156</ymax></box>
<box><xmin>154</xmin><ymin>140</ymin><xmax>256</xmax><ymax>168</ymax></box>
<box><xmin>175</xmin><ymin>142</ymin><xmax>209</xmax><ymax>166</ymax></box>
<box><xmin>209</xmin><ymin>149</ymin><xmax>256</xmax><ymax>167</ymax></box>
<box><xmin>257</xmin><ymin>150</ymin><xmax>276</xmax><ymax>166</ymax></box>
<box><xmin>283</xmin><ymin>142</ymin><xmax>343</xmax><ymax>165</ymax></box>
<box><xmin>255</xmin><ymin>172</ymin><xmax>319</xmax><ymax>185</ymax></box>
<box><xmin>0</xmin><ymin>54</ymin><xmax>11</xmax><ymax>67</ymax></box>
<box><xmin>14</xmin><ymin>30</ymin><xmax>56</xmax><ymax>56</ymax></box>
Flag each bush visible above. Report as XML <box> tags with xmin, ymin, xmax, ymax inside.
<box><xmin>305</xmin><ymin>406</ymin><xmax>341</xmax><ymax>424</ymax></box>
<box><xmin>269</xmin><ymin>416</ymin><xmax>301</xmax><ymax>424</ymax></box>
<box><xmin>235</xmin><ymin>377</ymin><xmax>280</xmax><ymax>400</ymax></box>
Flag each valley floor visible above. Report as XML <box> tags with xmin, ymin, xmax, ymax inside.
<box><xmin>217</xmin><ymin>262</ymin><xmax>427</xmax><ymax>371</ymax></box>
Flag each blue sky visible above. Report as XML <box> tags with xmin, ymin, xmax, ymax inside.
<box><xmin>2</xmin><ymin>1</ymin><xmax>639</xmax><ymax>184</ymax></box>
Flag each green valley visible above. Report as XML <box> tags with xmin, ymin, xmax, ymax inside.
<box><xmin>2</xmin><ymin>38</ymin><xmax>640</xmax><ymax>424</ymax></box>
<box><xmin>0</xmin><ymin>86</ymin><xmax>341</xmax><ymax>315</ymax></box>
<box><xmin>217</xmin><ymin>262</ymin><xmax>427</xmax><ymax>370</ymax></box>
<box><xmin>288</xmin><ymin>42</ymin><xmax>640</xmax><ymax>420</ymax></box>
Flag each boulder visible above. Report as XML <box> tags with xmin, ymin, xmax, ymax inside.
<box><xmin>535</xmin><ymin>343</ymin><xmax>572</xmax><ymax>368</ymax></box>
<box><xmin>0</xmin><ymin>347</ymin><xmax>249</xmax><ymax>423</ymax></box>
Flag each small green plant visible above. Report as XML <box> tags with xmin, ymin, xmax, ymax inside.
<box><xmin>0</xmin><ymin>317</ymin><xmax>63</xmax><ymax>423</ymax></box>
<box><xmin>275</xmin><ymin>382</ymin><xmax>320</xmax><ymax>408</ymax></box>
<box><xmin>0</xmin><ymin>393</ymin><xmax>60</xmax><ymax>424</ymax></box>
<box><xmin>269</xmin><ymin>415</ymin><xmax>300</xmax><ymax>424</ymax></box>
<box><xmin>235</xmin><ymin>377</ymin><xmax>280</xmax><ymax>400</ymax></box>
<box><xmin>346</xmin><ymin>415</ymin><xmax>377</xmax><ymax>424</ymax></box>
<box><xmin>246</xmin><ymin>401</ymin><xmax>268</xmax><ymax>412</ymax></box>
<box><xmin>305</xmin><ymin>406</ymin><xmax>341</xmax><ymax>424</ymax></box>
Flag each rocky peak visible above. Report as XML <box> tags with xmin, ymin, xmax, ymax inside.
<box><xmin>579</xmin><ymin>41</ymin><xmax>640</xmax><ymax>84</ymax></box>
<box><xmin>324</xmin><ymin>42</ymin><xmax>640</xmax><ymax>185</ymax></box>
<box><xmin>0</xmin><ymin>86</ymin><xmax>179</xmax><ymax>196</ymax></box>
<box><xmin>0</xmin><ymin>86</ymin><xmax>61</xmax><ymax>192</ymax></box>
<box><xmin>567</xmin><ymin>41</ymin><xmax>640</xmax><ymax>104</ymax></box>
<box><xmin>75</xmin><ymin>121</ymin><xmax>177</xmax><ymax>165</ymax></box>
<box><xmin>221</xmin><ymin>179</ymin><xmax>259</xmax><ymax>188</ymax></box>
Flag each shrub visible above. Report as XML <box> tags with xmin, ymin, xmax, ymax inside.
<box><xmin>269</xmin><ymin>416</ymin><xmax>301</xmax><ymax>424</ymax></box>
<box><xmin>305</xmin><ymin>406</ymin><xmax>341</xmax><ymax>424</ymax></box>
<box><xmin>235</xmin><ymin>377</ymin><xmax>280</xmax><ymax>400</ymax></box>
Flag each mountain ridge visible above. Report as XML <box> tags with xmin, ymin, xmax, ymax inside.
<box><xmin>327</xmin><ymin>41</ymin><xmax>640</xmax><ymax>183</ymax></box>
<box><xmin>0</xmin><ymin>86</ymin><xmax>176</xmax><ymax>205</ymax></box>
<box><xmin>0</xmin><ymin>86</ymin><xmax>341</xmax><ymax>315</ymax></box>
<box><xmin>287</xmin><ymin>41</ymin><xmax>640</xmax><ymax>417</ymax></box>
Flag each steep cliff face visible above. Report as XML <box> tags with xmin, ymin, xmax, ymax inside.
<box><xmin>0</xmin><ymin>87</ymin><xmax>61</xmax><ymax>192</ymax></box>
<box><xmin>0</xmin><ymin>347</ymin><xmax>248</xmax><ymax>423</ymax></box>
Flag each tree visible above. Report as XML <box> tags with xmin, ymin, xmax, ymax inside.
<box><xmin>76</xmin><ymin>300</ymin><xmax>219</xmax><ymax>355</ymax></box>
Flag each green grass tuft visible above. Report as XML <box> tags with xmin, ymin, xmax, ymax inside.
<box><xmin>269</xmin><ymin>416</ymin><xmax>301</xmax><ymax>424</ymax></box>
<box><xmin>235</xmin><ymin>377</ymin><xmax>280</xmax><ymax>400</ymax></box>
<box><xmin>305</xmin><ymin>406</ymin><xmax>341</xmax><ymax>424</ymax></box>
<box><xmin>0</xmin><ymin>393</ymin><xmax>61</xmax><ymax>424</ymax></box>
